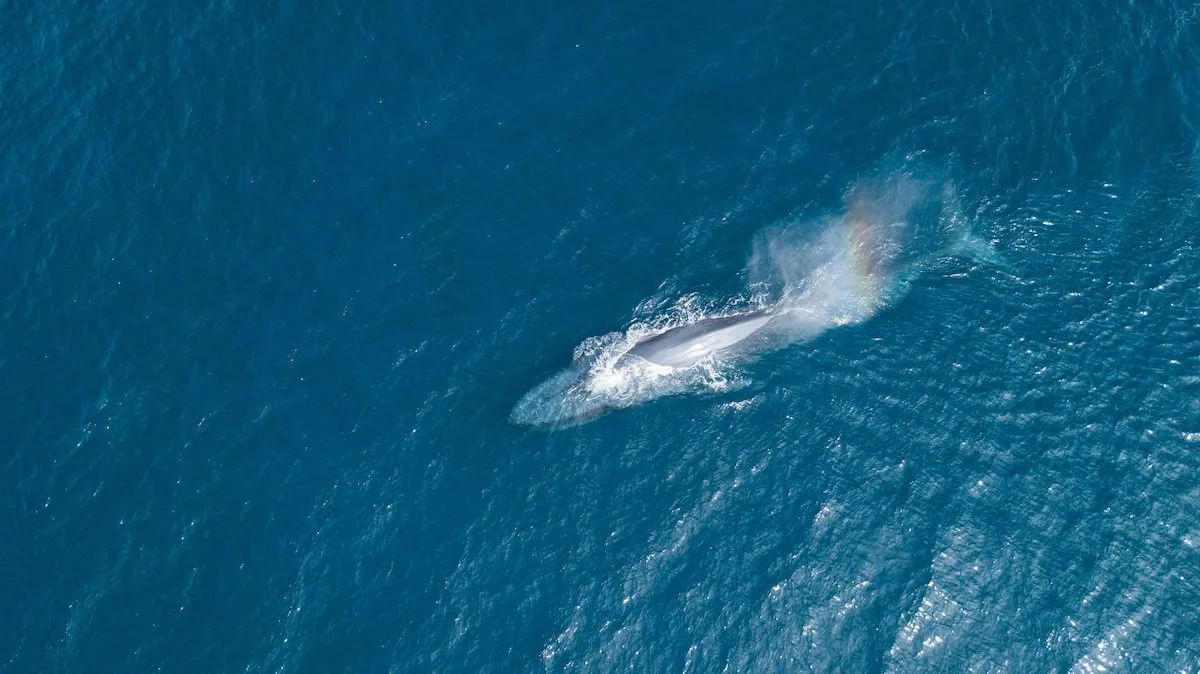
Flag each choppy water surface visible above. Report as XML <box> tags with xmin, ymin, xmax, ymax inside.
<box><xmin>3</xmin><ymin>0</ymin><xmax>1199</xmax><ymax>671</ymax></box>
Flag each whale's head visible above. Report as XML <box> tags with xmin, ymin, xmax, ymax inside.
<box><xmin>508</xmin><ymin>366</ymin><xmax>616</xmax><ymax>429</ymax></box>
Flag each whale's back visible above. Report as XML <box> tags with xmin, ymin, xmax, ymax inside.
<box><xmin>624</xmin><ymin>310</ymin><xmax>775</xmax><ymax>368</ymax></box>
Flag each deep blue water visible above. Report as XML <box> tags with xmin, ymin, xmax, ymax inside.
<box><xmin>3</xmin><ymin>0</ymin><xmax>1200</xmax><ymax>671</ymax></box>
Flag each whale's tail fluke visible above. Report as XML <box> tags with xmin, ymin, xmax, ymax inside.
<box><xmin>947</xmin><ymin>229</ymin><xmax>1007</xmax><ymax>269</ymax></box>
<box><xmin>939</xmin><ymin>182</ymin><xmax>1009</xmax><ymax>270</ymax></box>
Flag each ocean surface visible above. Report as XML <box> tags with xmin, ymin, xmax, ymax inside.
<box><xmin>3</xmin><ymin>0</ymin><xmax>1200</xmax><ymax>671</ymax></box>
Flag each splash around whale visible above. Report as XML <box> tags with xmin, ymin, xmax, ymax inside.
<box><xmin>510</xmin><ymin>176</ymin><xmax>1001</xmax><ymax>428</ymax></box>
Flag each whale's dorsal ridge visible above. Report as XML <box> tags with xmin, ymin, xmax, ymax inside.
<box><xmin>623</xmin><ymin>308</ymin><xmax>776</xmax><ymax>369</ymax></box>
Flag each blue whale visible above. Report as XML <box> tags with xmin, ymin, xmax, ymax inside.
<box><xmin>509</xmin><ymin>307</ymin><xmax>785</xmax><ymax>428</ymax></box>
<box><xmin>511</xmin><ymin>178</ymin><xmax>1004</xmax><ymax>428</ymax></box>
